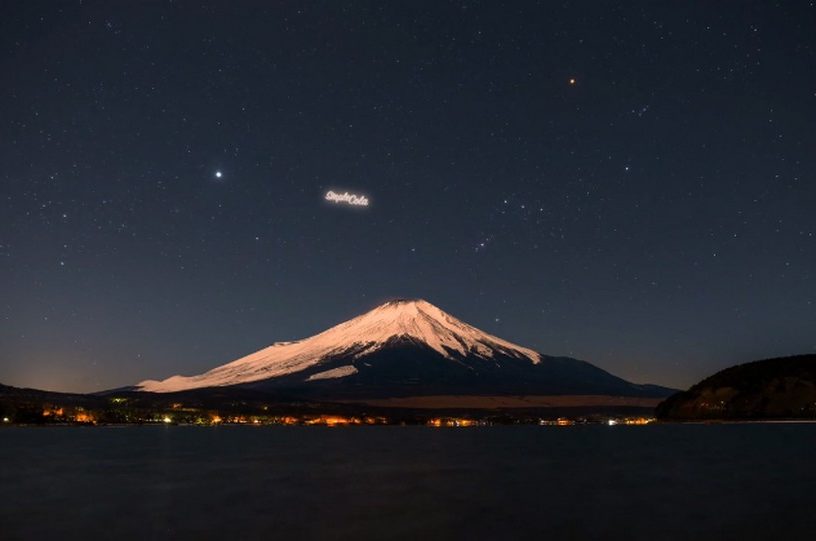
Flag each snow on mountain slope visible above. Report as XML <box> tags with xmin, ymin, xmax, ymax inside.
<box><xmin>137</xmin><ymin>299</ymin><xmax>542</xmax><ymax>392</ymax></box>
<box><xmin>306</xmin><ymin>365</ymin><xmax>359</xmax><ymax>381</ymax></box>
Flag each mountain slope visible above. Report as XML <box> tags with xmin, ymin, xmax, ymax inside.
<box><xmin>656</xmin><ymin>354</ymin><xmax>816</xmax><ymax>420</ymax></box>
<box><xmin>137</xmin><ymin>299</ymin><xmax>673</xmax><ymax>398</ymax></box>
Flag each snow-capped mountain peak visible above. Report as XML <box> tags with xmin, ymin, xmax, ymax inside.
<box><xmin>329</xmin><ymin>299</ymin><xmax>541</xmax><ymax>361</ymax></box>
<box><xmin>136</xmin><ymin>298</ymin><xmax>542</xmax><ymax>392</ymax></box>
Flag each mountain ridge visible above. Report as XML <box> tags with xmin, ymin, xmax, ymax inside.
<box><xmin>657</xmin><ymin>354</ymin><xmax>816</xmax><ymax>420</ymax></box>
<box><xmin>136</xmin><ymin>299</ymin><xmax>674</xmax><ymax>398</ymax></box>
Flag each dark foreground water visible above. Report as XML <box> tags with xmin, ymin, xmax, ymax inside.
<box><xmin>1</xmin><ymin>424</ymin><xmax>815</xmax><ymax>540</ymax></box>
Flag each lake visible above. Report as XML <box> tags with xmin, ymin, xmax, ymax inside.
<box><xmin>1</xmin><ymin>424</ymin><xmax>814</xmax><ymax>540</ymax></box>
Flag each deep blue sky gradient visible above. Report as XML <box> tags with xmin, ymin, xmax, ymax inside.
<box><xmin>1</xmin><ymin>1</ymin><xmax>814</xmax><ymax>391</ymax></box>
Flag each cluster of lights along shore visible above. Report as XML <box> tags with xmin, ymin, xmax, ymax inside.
<box><xmin>0</xmin><ymin>399</ymin><xmax>654</xmax><ymax>427</ymax></box>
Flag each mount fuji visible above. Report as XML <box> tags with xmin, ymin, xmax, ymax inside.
<box><xmin>135</xmin><ymin>299</ymin><xmax>673</xmax><ymax>401</ymax></box>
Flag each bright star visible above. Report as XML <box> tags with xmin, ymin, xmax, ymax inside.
<box><xmin>215</xmin><ymin>171</ymin><xmax>223</xmax><ymax>179</ymax></box>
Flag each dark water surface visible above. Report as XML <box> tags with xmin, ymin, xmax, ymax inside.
<box><xmin>1</xmin><ymin>424</ymin><xmax>815</xmax><ymax>540</ymax></box>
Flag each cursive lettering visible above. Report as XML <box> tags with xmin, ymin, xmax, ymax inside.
<box><xmin>325</xmin><ymin>190</ymin><xmax>369</xmax><ymax>207</ymax></box>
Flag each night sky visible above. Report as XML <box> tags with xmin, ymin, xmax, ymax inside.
<box><xmin>2</xmin><ymin>2</ymin><xmax>815</xmax><ymax>393</ymax></box>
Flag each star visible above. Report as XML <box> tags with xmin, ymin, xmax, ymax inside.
<box><xmin>215</xmin><ymin>171</ymin><xmax>223</xmax><ymax>179</ymax></box>
<box><xmin>568</xmin><ymin>77</ymin><xmax>577</xmax><ymax>85</ymax></box>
